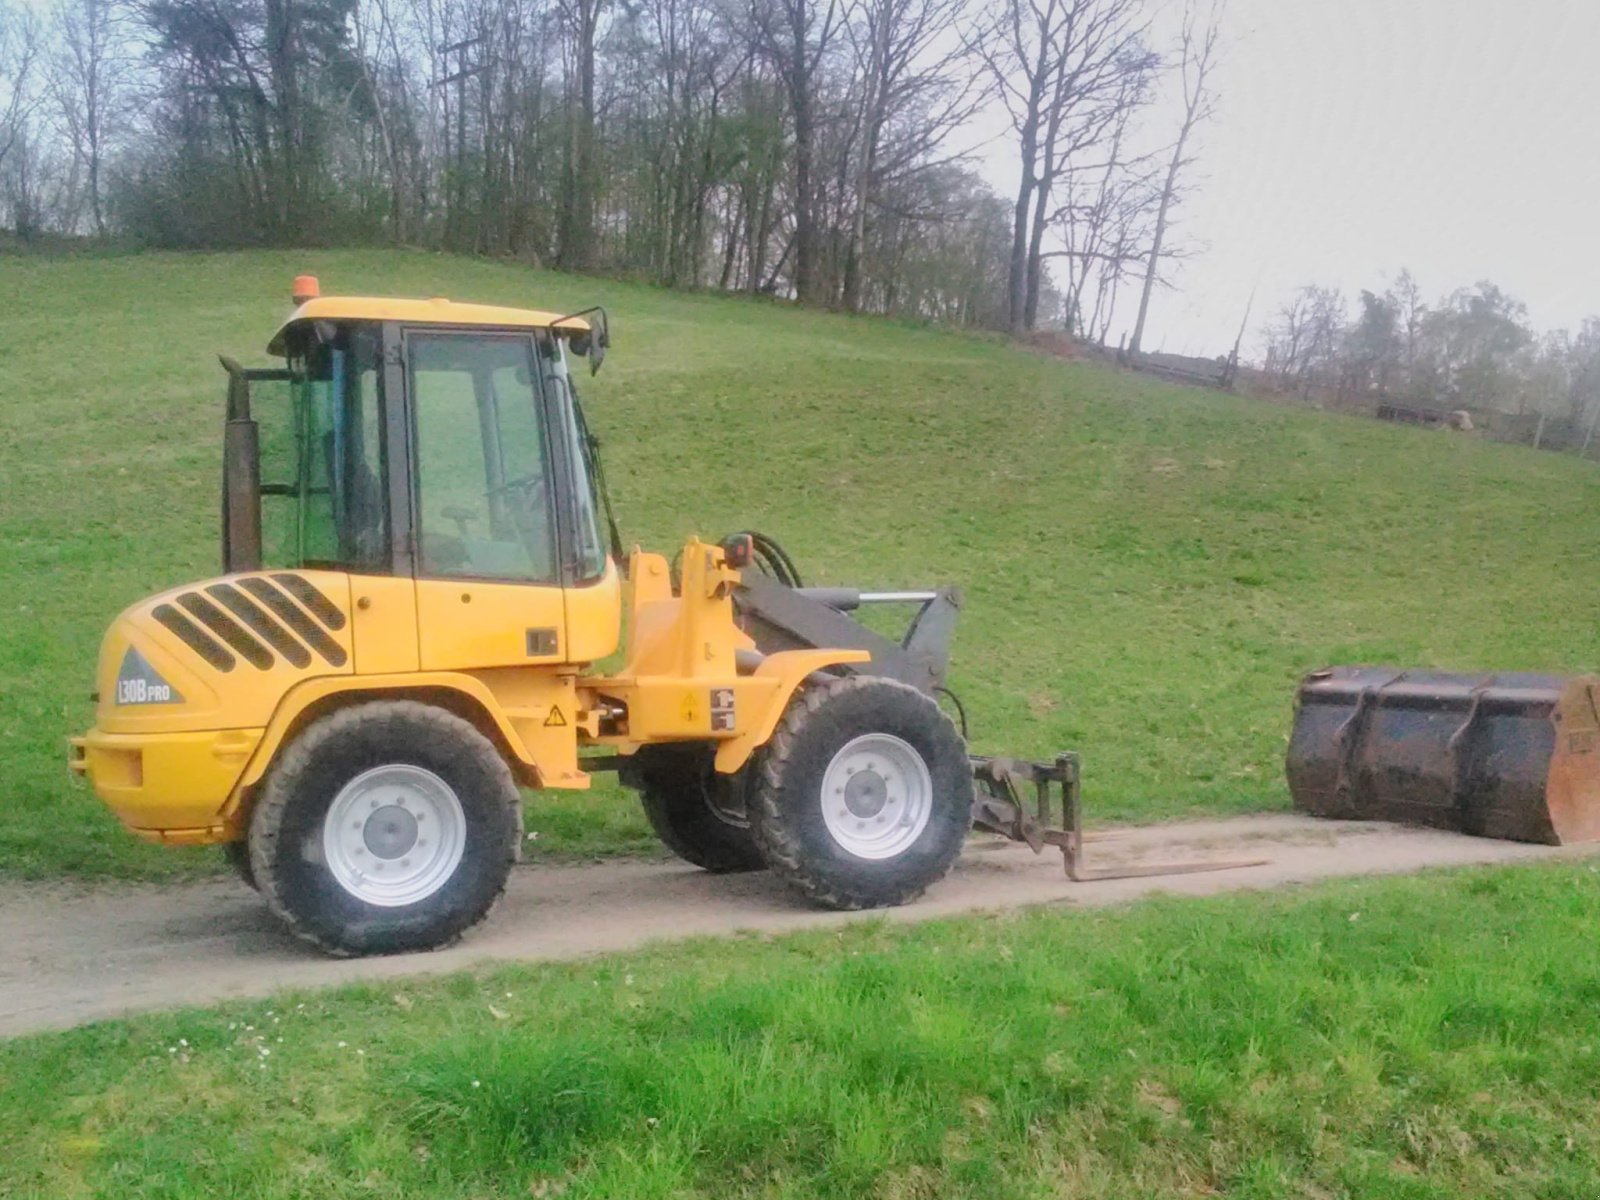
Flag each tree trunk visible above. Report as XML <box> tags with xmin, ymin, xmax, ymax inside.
<box><xmin>1128</xmin><ymin>133</ymin><xmax>1183</xmax><ymax>355</ymax></box>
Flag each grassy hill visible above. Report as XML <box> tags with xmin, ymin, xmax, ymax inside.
<box><xmin>3</xmin><ymin>249</ymin><xmax>1597</xmax><ymax>880</ymax></box>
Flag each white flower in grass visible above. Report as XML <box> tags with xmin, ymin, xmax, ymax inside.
<box><xmin>338</xmin><ymin>1041</ymin><xmax>348</xmax><ymax>1049</ymax></box>
<box><xmin>472</xmin><ymin>1080</ymin><xmax>481</xmax><ymax>1089</ymax></box>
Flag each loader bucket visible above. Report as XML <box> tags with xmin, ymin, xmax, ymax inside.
<box><xmin>1287</xmin><ymin>667</ymin><xmax>1600</xmax><ymax>845</ymax></box>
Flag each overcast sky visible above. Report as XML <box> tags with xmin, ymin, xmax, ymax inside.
<box><xmin>969</xmin><ymin>0</ymin><xmax>1600</xmax><ymax>358</ymax></box>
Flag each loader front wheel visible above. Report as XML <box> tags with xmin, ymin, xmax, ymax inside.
<box><xmin>751</xmin><ymin>676</ymin><xmax>971</xmax><ymax>910</ymax></box>
<box><xmin>248</xmin><ymin>701</ymin><xmax>521</xmax><ymax>956</ymax></box>
<box><xmin>622</xmin><ymin>744</ymin><xmax>766</xmax><ymax>873</ymax></box>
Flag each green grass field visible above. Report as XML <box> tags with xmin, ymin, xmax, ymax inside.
<box><xmin>3</xmin><ymin>249</ymin><xmax>1598</xmax><ymax>880</ymax></box>
<box><xmin>8</xmin><ymin>861</ymin><xmax>1600</xmax><ymax>1197</ymax></box>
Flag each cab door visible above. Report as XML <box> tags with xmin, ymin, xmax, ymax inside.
<box><xmin>406</xmin><ymin>329</ymin><xmax>570</xmax><ymax>671</ymax></box>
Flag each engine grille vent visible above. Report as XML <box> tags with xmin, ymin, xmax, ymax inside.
<box><xmin>152</xmin><ymin>574</ymin><xmax>348</xmax><ymax>673</ymax></box>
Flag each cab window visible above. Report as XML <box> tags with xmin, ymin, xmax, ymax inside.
<box><xmin>272</xmin><ymin>328</ymin><xmax>389</xmax><ymax>572</ymax></box>
<box><xmin>410</xmin><ymin>332</ymin><xmax>557</xmax><ymax>582</ymax></box>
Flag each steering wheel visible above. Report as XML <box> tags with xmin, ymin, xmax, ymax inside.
<box><xmin>486</xmin><ymin>474</ymin><xmax>550</xmax><ymax>526</ymax></box>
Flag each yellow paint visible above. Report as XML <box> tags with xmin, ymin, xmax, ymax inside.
<box><xmin>77</xmin><ymin>524</ymin><xmax>876</xmax><ymax>843</ymax></box>
<box><xmin>468</xmin><ymin>667</ymin><xmax>587</xmax><ymax>788</ymax></box>
<box><xmin>711</xmin><ymin>650</ymin><xmax>866</xmax><ymax>772</ymax></box>
<box><xmin>268</xmin><ymin>295</ymin><xmax>589</xmax><ymax>355</ymax></box>
<box><xmin>577</xmin><ymin>542</ymin><xmax>868</xmax><ymax>768</ymax></box>
<box><xmin>349</xmin><ymin>574</ymin><xmax>419</xmax><ymax>674</ymax></box>
<box><xmin>77</xmin><ymin>726</ymin><xmax>263</xmax><ymax>833</ymax></box>
<box><xmin>563</xmin><ymin>559</ymin><xmax>623</xmax><ymax>664</ymax></box>
<box><xmin>416</xmin><ymin>576</ymin><xmax>568</xmax><ymax>671</ymax></box>
<box><xmin>93</xmin><ymin>569</ymin><xmax>354</xmax><ymax>735</ymax></box>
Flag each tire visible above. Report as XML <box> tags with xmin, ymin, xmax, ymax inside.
<box><xmin>248</xmin><ymin>700</ymin><xmax>521</xmax><ymax>956</ymax></box>
<box><xmin>222</xmin><ymin>838</ymin><xmax>257</xmax><ymax>890</ymax></box>
<box><xmin>750</xmin><ymin>675</ymin><xmax>972</xmax><ymax>910</ymax></box>
<box><xmin>621</xmin><ymin>744</ymin><xmax>766</xmax><ymax>873</ymax></box>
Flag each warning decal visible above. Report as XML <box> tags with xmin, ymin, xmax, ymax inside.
<box><xmin>544</xmin><ymin>706</ymin><xmax>567</xmax><ymax>728</ymax></box>
<box><xmin>710</xmin><ymin>687</ymin><xmax>736</xmax><ymax>731</ymax></box>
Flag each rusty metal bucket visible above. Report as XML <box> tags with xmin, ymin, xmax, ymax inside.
<box><xmin>1287</xmin><ymin>667</ymin><xmax>1600</xmax><ymax>845</ymax></box>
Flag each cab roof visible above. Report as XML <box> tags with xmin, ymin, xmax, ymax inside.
<box><xmin>268</xmin><ymin>295</ymin><xmax>592</xmax><ymax>356</ymax></box>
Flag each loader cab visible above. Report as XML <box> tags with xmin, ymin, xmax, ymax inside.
<box><xmin>224</xmin><ymin>288</ymin><xmax>610</xmax><ymax>592</ymax></box>
<box><xmin>220</xmin><ymin>283</ymin><xmax>619</xmax><ymax>669</ymax></box>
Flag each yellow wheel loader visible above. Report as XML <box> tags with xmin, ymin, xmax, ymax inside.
<box><xmin>69</xmin><ymin>277</ymin><xmax>1133</xmax><ymax>956</ymax></box>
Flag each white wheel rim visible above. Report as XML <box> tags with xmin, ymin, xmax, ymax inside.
<box><xmin>322</xmin><ymin>764</ymin><xmax>467</xmax><ymax>907</ymax></box>
<box><xmin>820</xmin><ymin>733</ymin><xmax>933</xmax><ymax>860</ymax></box>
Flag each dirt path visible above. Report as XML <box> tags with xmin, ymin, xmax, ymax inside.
<box><xmin>3</xmin><ymin>814</ymin><xmax>1591</xmax><ymax>1038</ymax></box>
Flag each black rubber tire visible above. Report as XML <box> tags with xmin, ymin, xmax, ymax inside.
<box><xmin>750</xmin><ymin>675</ymin><xmax>972</xmax><ymax>910</ymax></box>
<box><xmin>621</xmin><ymin>744</ymin><xmax>766</xmax><ymax>873</ymax></box>
<box><xmin>248</xmin><ymin>700</ymin><xmax>521</xmax><ymax>957</ymax></box>
<box><xmin>222</xmin><ymin>838</ymin><xmax>257</xmax><ymax>891</ymax></box>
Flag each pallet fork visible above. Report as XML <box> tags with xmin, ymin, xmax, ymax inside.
<box><xmin>971</xmin><ymin>754</ymin><xmax>1266</xmax><ymax>881</ymax></box>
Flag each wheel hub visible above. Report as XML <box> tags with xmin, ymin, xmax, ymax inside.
<box><xmin>820</xmin><ymin>733</ymin><xmax>933</xmax><ymax>860</ymax></box>
<box><xmin>322</xmin><ymin>764</ymin><xmax>467</xmax><ymax>907</ymax></box>
<box><xmin>842</xmin><ymin>770</ymin><xmax>889</xmax><ymax>818</ymax></box>
<box><xmin>362</xmin><ymin>804</ymin><xmax>419</xmax><ymax>859</ymax></box>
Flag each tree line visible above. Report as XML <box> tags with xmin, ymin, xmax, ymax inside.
<box><xmin>1261</xmin><ymin>272</ymin><xmax>1600</xmax><ymax>448</ymax></box>
<box><xmin>0</xmin><ymin>0</ymin><xmax>1221</xmax><ymax>335</ymax></box>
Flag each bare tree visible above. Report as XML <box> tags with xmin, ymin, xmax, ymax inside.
<box><xmin>0</xmin><ymin>0</ymin><xmax>42</xmax><ymax>182</ymax></box>
<box><xmin>748</xmin><ymin>0</ymin><xmax>843</xmax><ymax>304</ymax></box>
<box><xmin>48</xmin><ymin>0</ymin><xmax>131</xmax><ymax>237</ymax></box>
<box><xmin>1264</xmin><ymin>283</ymin><xmax>1344</xmax><ymax>396</ymax></box>
<box><xmin>838</xmin><ymin>0</ymin><xmax>978</xmax><ymax>311</ymax></box>
<box><xmin>556</xmin><ymin>0</ymin><xmax>604</xmax><ymax>269</ymax></box>
<box><xmin>1040</xmin><ymin>68</ymin><xmax>1158</xmax><ymax>339</ymax></box>
<box><xmin>975</xmin><ymin>0</ymin><xmax>1156</xmax><ymax>336</ymax></box>
<box><xmin>1126</xmin><ymin>0</ymin><xmax>1220</xmax><ymax>355</ymax></box>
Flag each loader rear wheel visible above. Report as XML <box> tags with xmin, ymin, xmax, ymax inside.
<box><xmin>622</xmin><ymin>744</ymin><xmax>765</xmax><ymax>873</ymax></box>
<box><xmin>248</xmin><ymin>701</ymin><xmax>521</xmax><ymax>957</ymax></box>
<box><xmin>751</xmin><ymin>676</ymin><xmax>971</xmax><ymax>910</ymax></box>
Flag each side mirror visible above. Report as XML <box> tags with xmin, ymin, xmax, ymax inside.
<box><xmin>554</xmin><ymin>306</ymin><xmax>611</xmax><ymax>376</ymax></box>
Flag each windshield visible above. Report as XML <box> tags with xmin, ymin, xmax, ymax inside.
<box><xmin>548</xmin><ymin>342</ymin><xmax>608</xmax><ymax>582</ymax></box>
